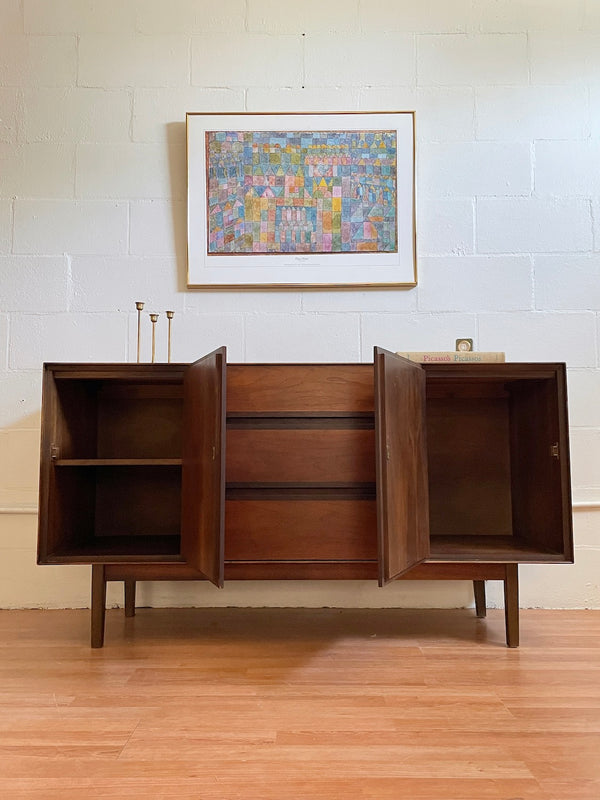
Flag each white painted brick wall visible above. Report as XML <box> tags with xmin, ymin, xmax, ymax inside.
<box><xmin>415</xmin><ymin>87</ymin><xmax>475</xmax><ymax>142</ymax></box>
<box><xmin>248</xmin><ymin>0</ymin><xmax>360</xmax><ymax>34</ymax></box>
<box><xmin>570</xmin><ymin>429</ymin><xmax>600</xmax><ymax>488</ymax></box>
<box><xmin>22</xmin><ymin>89</ymin><xmax>132</xmax><ymax>143</ymax></box>
<box><xmin>133</xmin><ymin>88</ymin><xmax>244</xmax><ymax>142</ymax></box>
<box><xmin>75</xmin><ymin>143</ymin><xmax>186</xmax><ymax>199</ymax></box>
<box><xmin>418</xmin><ymin>256</ymin><xmax>532</xmax><ymax>312</ymax></box>
<box><xmin>129</xmin><ymin>200</ymin><xmax>187</xmax><ymax>257</ymax></box>
<box><xmin>0</xmin><ymin>35</ymin><xmax>77</xmax><ymax>86</ymax></box>
<box><xmin>168</xmin><ymin>312</ymin><xmax>245</xmax><ymax>363</ymax></box>
<box><xmin>478</xmin><ymin>312</ymin><xmax>597</xmax><ymax>366</ymax></box>
<box><xmin>535</xmin><ymin>141</ymin><xmax>600</xmax><ymax>197</ymax></box>
<box><xmin>473</xmin><ymin>0</ymin><xmax>585</xmax><ymax>32</ymax></box>
<box><xmin>418</xmin><ymin>34</ymin><xmax>528</xmax><ymax>86</ymax></box>
<box><xmin>137</xmin><ymin>0</ymin><xmax>246</xmax><ymax>35</ymax></box>
<box><xmin>0</xmin><ymin>88</ymin><xmax>18</xmax><ymax>142</ymax></box>
<box><xmin>0</xmin><ymin>371</ymin><xmax>41</xmax><ymax>429</ymax></box>
<box><xmin>13</xmin><ymin>199</ymin><xmax>128</xmax><ymax>255</ymax></box>
<box><xmin>245</xmin><ymin>313</ymin><xmax>360</xmax><ymax>362</ymax></box>
<box><xmin>9</xmin><ymin>313</ymin><xmax>129</xmax><ymax>369</ymax></box>
<box><xmin>23</xmin><ymin>0</ymin><xmax>137</xmax><ymax>34</ymax></box>
<box><xmin>0</xmin><ymin>0</ymin><xmax>599</xmax><ymax>611</ymax></box>
<box><xmin>246</xmin><ymin>87</ymin><xmax>360</xmax><ymax>113</ymax></box>
<box><xmin>305</xmin><ymin>34</ymin><xmax>415</xmax><ymax>87</ymax></box>
<box><xmin>1</xmin><ymin>0</ymin><xmax>23</xmax><ymax>33</ymax></box>
<box><xmin>568</xmin><ymin>370</ymin><xmax>600</xmax><ymax>427</ymax></box>
<box><xmin>70</xmin><ymin>256</ymin><xmax>183</xmax><ymax>314</ymax></box>
<box><xmin>1</xmin><ymin>143</ymin><xmax>75</xmax><ymax>198</ymax></box>
<box><xmin>0</xmin><ymin>256</ymin><xmax>69</xmax><ymax>312</ymax></box>
<box><xmin>534</xmin><ymin>255</ymin><xmax>600</xmax><ymax>311</ymax></box>
<box><xmin>0</xmin><ymin>315</ymin><xmax>8</xmax><ymax>369</ymax></box>
<box><xmin>419</xmin><ymin>142</ymin><xmax>531</xmax><ymax>197</ymax></box>
<box><xmin>475</xmin><ymin>86</ymin><xmax>588</xmax><ymax>141</ymax></box>
<box><xmin>78</xmin><ymin>35</ymin><xmax>190</xmax><ymax>88</ymax></box>
<box><xmin>358</xmin><ymin>0</ymin><xmax>473</xmax><ymax>34</ymax></box>
<box><xmin>529</xmin><ymin>33</ymin><xmax>600</xmax><ymax>85</ymax></box>
<box><xmin>0</xmin><ymin>200</ymin><xmax>11</xmax><ymax>253</ymax></box>
<box><xmin>416</xmin><ymin>198</ymin><xmax>474</xmax><ymax>255</ymax></box>
<box><xmin>191</xmin><ymin>34</ymin><xmax>303</xmax><ymax>87</ymax></box>
<box><xmin>360</xmin><ymin>313</ymin><xmax>478</xmax><ymax>359</ymax></box>
<box><xmin>476</xmin><ymin>198</ymin><xmax>594</xmax><ymax>254</ymax></box>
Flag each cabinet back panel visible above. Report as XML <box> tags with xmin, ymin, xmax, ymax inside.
<box><xmin>54</xmin><ymin>380</ymin><xmax>99</xmax><ymax>459</ymax></box>
<box><xmin>97</xmin><ymin>397</ymin><xmax>183</xmax><ymax>459</ymax></box>
<box><xmin>45</xmin><ymin>468</ymin><xmax>96</xmax><ymax>559</ymax></box>
<box><xmin>227</xmin><ymin>365</ymin><xmax>374</xmax><ymax>413</ymax></box>
<box><xmin>94</xmin><ymin>466</ymin><xmax>182</xmax><ymax>538</ymax></box>
<box><xmin>226</xmin><ymin>428</ymin><xmax>375</xmax><ymax>484</ymax></box>
<box><xmin>225</xmin><ymin>499</ymin><xmax>377</xmax><ymax>561</ymax></box>
<box><xmin>426</xmin><ymin>397</ymin><xmax>513</xmax><ymax>537</ymax></box>
<box><xmin>53</xmin><ymin>379</ymin><xmax>183</xmax><ymax>459</ymax></box>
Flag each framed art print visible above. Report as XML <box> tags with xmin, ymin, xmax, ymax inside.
<box><xmin>186</xmin><ymin>111</ymin><xmax>416</xmax><ymax>289</ymax></box>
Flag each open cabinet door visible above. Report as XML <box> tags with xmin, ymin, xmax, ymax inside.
<box><xmin>374</xmin><ymin>347</ymin><xmax>430</xmax><ymax>586</ymax></box>
<box><xmin>181</xmin><ymin>347</ymin><xmax>226</xmax><ymax>586</ymax></box>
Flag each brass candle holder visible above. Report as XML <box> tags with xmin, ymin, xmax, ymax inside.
<box><xmin>149</xmin><ymin>313</ymin><xmax>159</xmax><ymax>363</ymax></box>
<box><xmin>135</xmin><ymin>301</ymin><xmax>144</xmax><ymax>362</ymax></box>
<box><xmin>166</xmin><ymin>311</ymin><xmax>174</xmax><ymax>363</ymax></box>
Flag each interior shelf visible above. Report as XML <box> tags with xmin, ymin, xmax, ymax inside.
<box><xmin>47</xmin><ymin>535</ymin><xmax>184</xmax><ymax>564</ymax></box>
<box><xmin>429</xmin><ymin>535</ymin><xmax>564</xmax><ymax>563</ymax></box>
<box><xmin>55</xmin><ymin>459</ymin><xmax>182</xmax><ymax>466</ymax></box>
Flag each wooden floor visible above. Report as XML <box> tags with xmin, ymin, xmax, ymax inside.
<box><xmin>1</xmin><ymin>608</ymin><xmax>600</xmax><ymax>799</ymax></box>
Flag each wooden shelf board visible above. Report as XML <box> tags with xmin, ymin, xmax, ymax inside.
<box><xmin>55</xmin><ymin>459</ymin><xmax>182</xmax><ymax>466</ymax></box>
<box><xmin>45</xmin><ymin>535</ymin><xmax>184</xmax><ymax>563</ymax></box>
<box><xmin>429</xmin><ymin>535</ymin><xmax>566</xmax><ymax>563</ymax></box>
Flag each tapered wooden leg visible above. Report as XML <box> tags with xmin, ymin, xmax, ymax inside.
<box><xmin>91</xmin><ymin>565</ymin><xmax>106</xmax><ymax>649</ymax></box>
<box><xmin>504</xmin><ymin>564</ymin><xmax>519</xmax><ymax>648</ymax></box>
<box><xmin>124</xmin><ymin>579</ymin><xmax>136</xmax><ymax>618</ymax></box>
<box><xmin>473</xmin><ymin>580</ymin><xmax>487</xmax><ymax>618</ymax></box>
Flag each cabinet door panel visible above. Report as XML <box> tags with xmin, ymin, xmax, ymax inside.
<box><xmin>181</xmin><ymin>347</ymin><xmax>226</xmax><ymax>586</ymax></box>
<box><xmin>374</xmin><ymin>347</ymin><xmax>429</xmax><ymax>585</ymax></box>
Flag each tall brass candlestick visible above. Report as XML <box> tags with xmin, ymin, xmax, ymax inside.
<box><xmin>166</xmin><ymin>311</ymin><xmax>174</xmax><ymax>363</ymax></box>
<box><xmin>135</xmin><ymin>301</ymin><xmax>144</xmax><ymax>362</ymax></box>
<box><xmin>149</xmin><ymin>313</ymin><xmax>159</xmax><ymax>363</ymax></box>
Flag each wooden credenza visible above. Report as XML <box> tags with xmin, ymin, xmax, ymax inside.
<box><xmin>37</xmin><ymin>347</ymin><xmax>573</xmax><ymax>648</ymax></box>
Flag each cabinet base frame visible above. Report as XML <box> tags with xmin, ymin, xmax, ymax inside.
<box><xmin>90</xmin><ymin>564</ymin><xmax>518</xmax><ymax>649</ymax></box>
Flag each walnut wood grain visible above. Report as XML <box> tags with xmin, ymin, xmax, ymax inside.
<box><xmin>181</xmin><ymin>347</ymin><xmax>226</xmax><ymax>586</ymax></box>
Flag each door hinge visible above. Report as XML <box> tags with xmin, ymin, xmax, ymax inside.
<box><xmin>551</xmin><ymin>442</ymin><xmax>560</xmax><ymax>460</ymax></box>
<box><xmin>50</xmin><ymin>444</ymin><xmax>60</xmax><ymax>460</ymax></box>
<box><xmin>211</xmin><ymin>445</ymin><xmax>216</xmax><ymax>461</ymax></box>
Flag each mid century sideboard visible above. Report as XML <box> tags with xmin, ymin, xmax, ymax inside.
<box><xmin>37</xmin><ymin>347</ymin><xmax>573</xmax><ymax>647</ymax></box>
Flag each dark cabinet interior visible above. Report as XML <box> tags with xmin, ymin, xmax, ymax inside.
<box><xmin>39</xmin><ymin>364</ymin><xmax>186</xmax><ymax>564</ymax></box>
<box><xmin>423</xmin><ymin>363</ymin><xmax>572</xmax><ymax>563</ymax></box>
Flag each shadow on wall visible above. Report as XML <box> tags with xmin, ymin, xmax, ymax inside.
<box><xmin>166</xmin><ymin>121</ymin><xmax>188</xmax><ymax>293</ymax></box>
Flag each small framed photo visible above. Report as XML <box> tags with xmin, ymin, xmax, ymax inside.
<box><xmin>186</xmin><ymin>111</ymin><xmax>417</xmax><ymax>289</ymax></box>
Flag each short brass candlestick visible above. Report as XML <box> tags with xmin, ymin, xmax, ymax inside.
<box><xmin>149</xmin><ymin>313</ymin><xmax>159</xmax><ymax>363</ymax></box>
<box><xmin>135</xmin><ymin>301</ymin><xmax>144</xmax><ymax>362</ymax></box>
<box><xmin>166</xmin><ymin>311</ymin><xmax>174</xmax><ymax>363</ymax></box>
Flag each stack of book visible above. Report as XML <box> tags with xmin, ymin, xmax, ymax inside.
<box><xmin>396</xmin><ymin>351</ymin><xmax>505</xmax><ymax>363</ymax></box>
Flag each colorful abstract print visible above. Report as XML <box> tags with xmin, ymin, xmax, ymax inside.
<box><xmin>206</xmin><ymin>130</ymin><xmax>397</xmax><ymax>254</ymax></box>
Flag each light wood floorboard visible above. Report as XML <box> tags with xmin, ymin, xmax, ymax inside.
<box><xmin>1</xmin><ymin>608</ymin><xmax>599</xmax><ymax>799</ymax></box>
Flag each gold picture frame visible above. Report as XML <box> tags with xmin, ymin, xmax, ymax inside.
<box><xmin>186</xmin><ymin>111</ymin><xmax>417</xmax><ymax>290</ymax></box>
